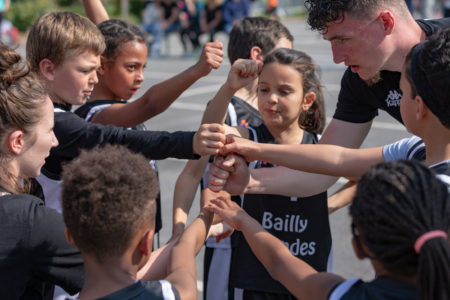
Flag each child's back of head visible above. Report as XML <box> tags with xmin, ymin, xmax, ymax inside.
<box><xmin>405</xmin><ymin>27</ymin><xmax>450</xmax><ymax>129</ymax></box>
<box><xmin>26</xmin><ymin>11</ymin><xmax>105</xmax><ymax>73</ymax></box>
<box><xmin>61</xmin><ymin>144</ymin><xmax>158</xmax><ymax>262</ymax></box>
<box><xmin>350</xmin><ymin>160</ymin><xmax>450</xmax><ymax>300</ymax></box>
<box><xmin>227</xmin><ymin>16</ymin><xmax>293</xmax><ymax>63</ymax></box>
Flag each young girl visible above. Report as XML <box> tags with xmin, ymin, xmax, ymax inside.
<box><xmin>0</xmin><ymin>43</ymin><xmax>84</xmax><ymax>299</ymax></box>
<box><xmin>213</xmin><ymin>28</ymin><xmax>450</xmax><ymax>205</ymax></box>
<box><xmin>207</xmin><ymin>47</ymin><xmax>330</xmax><ymax>299</ymax></box>
<box><xmin>206</xmin><ymin>160</ymin><xmax>450</xmax><ymax>300</ymax></box>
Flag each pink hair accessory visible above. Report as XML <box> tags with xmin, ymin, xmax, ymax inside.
<box><xmin>414</xmin><ymin>230</ymin><xmax>448</xmax><ymax>254</ymax></box>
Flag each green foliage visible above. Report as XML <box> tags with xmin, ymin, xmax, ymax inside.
<box><xmin>6</xmin><ymin>0</ymin><xmax>56</xmax><ymax>32</ymax></box>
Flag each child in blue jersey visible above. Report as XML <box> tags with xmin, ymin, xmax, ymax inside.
<box><xmin>25</xmin><ymin>11</ymin><xmax>225</xmax><ymax>212</ymax></box>
<box><xmin>61</xmin><ymin>145</ymin><xmax>220</xmax><ymax>300</ymax></box>
<box><xmin>206</xmin><ymin>160</ymin><xmax>450</xmax><ymax>300</ymax></box>
<box><xmin>202</xmin><ymin>47</ymin><xmax>330</xmax><ymax>300</ymax></box>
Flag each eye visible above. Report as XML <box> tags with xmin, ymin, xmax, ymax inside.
<box><xmin>279</xmin><ymin>89</ymin><xmax>291</xmax><ymax>95</ymax></box>
<box><xmin>258</xmin><ymin>86</ymin><xmax>269</xmax><ymax>93</ymax></box>
<box><xmin>127</xmin><ymin>65</ymin><xmax>137</xmax><ymax>71</ymax></box>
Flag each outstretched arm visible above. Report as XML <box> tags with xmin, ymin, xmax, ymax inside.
<box><xmin>327</xmin><ymin>180</ymin><xmax>357</xmax><ymax>214</ymax></box>
<box><xmin>91</xmin><ymin>42</ymin><xmax>224</xmax><ymax>127</ymax></box>
<box><xmin>165</xmin><ymin>188</ymin><xmax>226</xmax><ymax>300</ymax></box>
<box><xmin>172</xmin><ymin>157</ymin><xmax>210</xmax><ymax>238</ymax></box>
<box><xmin>205</xmin><ymin>194</ymin><xmax>345</xmax><ymax>300</ymax></box>
<box><xmin>221</xmin><ymin>135</ymin><xmax>384</xmax><ymax>178</ymax></box>
<box><xmin>82</xmin><ymin>0</ymin><xmax>109</xmax><ymax>25</ymax></box>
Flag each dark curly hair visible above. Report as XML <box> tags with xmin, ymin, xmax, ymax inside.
<box><xmin>262</xmin><ymin>48</ymin><xmax>325</xmax><ymax>134</ymax></box>
<box><xmin>304</xmin><ymin>0</ymin><xmax>410</xmax><ymax>33</ymax></box>
<box><xmin>98</xmin><ymin>19</ymin><xmax>146</xmax><ymax>64</ymax></box>
<box><xmin>61</xmin><ymin>144</ymin><xmax>159</xmax><ymax>262</ymax></box>
<box><xmin>351</xmin><ymin>160</ymin><xmax>450</xmax><ymax>300</ymax></box>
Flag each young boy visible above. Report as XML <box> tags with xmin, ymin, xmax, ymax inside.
<box><xmin>25</xmin><ymin>11</ymin><xmax>225</xmax><ymax>212</ymax></box>
<box><xmin>171</xmin><ymin>16</ymin><xmax>294</xmax><ymax>300</ymax></box>
<box><xmin>61</xmin><ymin>144</ymin><xmax>221</xmax><ymax>300</ymax></box>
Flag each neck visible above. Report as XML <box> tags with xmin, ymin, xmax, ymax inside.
<box><xmin>371</xmin><ymin>259</ymin><xmax>416</xmax><ymax>284</ymax></box>
<box><xmin>234</xmin><ymin>79</ymin><xmax>258</xmax><ymax>110</ymax></box>
<box><xmin>79</xmin><ymin>256</ymin><xmax>137</xmax><ymax>300</ymax></box>
<box><xmin>269</xmin><ymin>123</ymin><xmax>305</xmax><ymax>145</ymax></box>
<box><xmin>91</xmin><ymin>80</ymin><xmax>119</xmax><ymax>101</ymax></box>
<box><xmin>421</xmin><ymin>125</ymin><xmax>450</xmax><ymax>166</ymax></box>
<box><xmin>384</xmin><ymin>17</ymin><xmax>426</xmax><ymax>72</ymax></box>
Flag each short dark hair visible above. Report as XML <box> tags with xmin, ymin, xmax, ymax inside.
<box><xmin>61</xmin><ymin>144</ymin><xmax>158</xmax><ymax>262</ymax></box>
<box><xmin>262</xmin><ymin>48</ymin><xmax>325</xmax><ymax>134</ymax></box>
<box><xmin>98</xmin><ymin>19</ymin><xmax>146</xmax><ymax>64</ymax></box>
<box><xmin>304</xmin><ymin>0</ymin><xmax>410</xmax><ymax>33</ymax></box>
<box><xmin>404</xmin><ymin>28</ymin><xmax>450</xmax><ymax>129</ymax></box>
<box><xmin>350</xmin><ymin>160</ymin><xmax>450</xmax><ymax>300</ymax></box>
<box><xmin>227</xmin><ymin>17</ymin><xmax>293</xmax><ymax>64</ymax></box>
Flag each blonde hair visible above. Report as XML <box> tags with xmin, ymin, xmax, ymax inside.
<box><xmin>26</xmin><ymin>12</ymin><xmax>106</xmax><ymax>73</ymax></box>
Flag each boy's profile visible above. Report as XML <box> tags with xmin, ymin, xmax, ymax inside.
<box><xmin>61</xmin><ymin>144</ymin><xmax>216</xmax><ymax>300</ymax></box>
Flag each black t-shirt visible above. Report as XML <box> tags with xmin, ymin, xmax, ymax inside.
<box><xmin>161</xmin><ymin>1</ymin><xmax>178</xmax><ymax>20</ymax></box>
<box><xmin>96</xmin><ymin>280</ymin><xmax>180</xmax><ymax>300</ymax></box>
<box><xmin>229</xmin><ymin>125</ymin><xmax>331</xmax><ymax>294</ymax></box>
<box><xmin>0</xmin><ymin>192</ymin><xmax>83</xmax><ymax>300</ymax></box>
<box><xmin>43</xmin><ymin>103</ymin><xmax>196</xmax><ymax>180</ymax></box>
<box><xmin>334</xmin><ymin>18</ymin><xmax>450</xmax><ymax>124</ymax></box>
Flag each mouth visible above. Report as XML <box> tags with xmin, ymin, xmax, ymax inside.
<box><xmin>350</xmin><ymin>65</ymin><xmax>360</xmax><ymax>73</ymax></box>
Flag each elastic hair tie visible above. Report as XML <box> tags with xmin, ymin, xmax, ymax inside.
<box><xmin>414</xmin><ymin>230</ymin><xmax>448</xmax><ymax>254</ymax></box>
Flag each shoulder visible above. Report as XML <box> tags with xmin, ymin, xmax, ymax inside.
<box><xmin>141</xmin><ymin>280</ymin><xmax>180</xmax><ymax>300</ymax></box>
<box><xmin>0</xmin><ymin>193</ymin><xmax>44</xmax><ymax>212</ymax></box>
<box><xmin>417</xmin><ymin>18</ymin><xmax>450</xmax><ymax>36</ymax></box>
<box><xmin>382</xmin><ymin>136</ymin><xmax>423</xmax><ymax>162</ymax></box>
<box><xmin>74</xmin><ymin>100</ymin><xmax>118</xmax><ymax>120</ymax></box>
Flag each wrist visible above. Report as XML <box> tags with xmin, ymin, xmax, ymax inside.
<box><xmin>222</xmin><ymin>82</ymin><xmax>238</xmax><ymax>95</ymax></box>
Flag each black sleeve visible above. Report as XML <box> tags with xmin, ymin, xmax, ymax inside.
<box><xmin>45</xmin><ymin>112</ymin><xmax>197</xmax><ymax>177</ymax></box>
<box><xmin>333</xmin><ymin>68</ymin><xmax>379</xmax><ymax>123</ymax></box>
<box><xmin>25</xmin><ymin>196</ymin><xmax>84</xmax><ymax>295</ymax></box>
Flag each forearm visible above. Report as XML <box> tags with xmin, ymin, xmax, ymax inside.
<box><xmin>172</xmin><ymin>158</ymin><xmax>209</xmax><ymax>235</ymax></box>
<box><xmin>249</xmin><ymin>143</ymin><xmax>383</xmax><ymax>178</ymax></box>
<box><xmin>244</xmin><ymin>167</ymin><xmax>338</xmax><ymax>197</ymax></box>
<box><xmin>201</xmin><ymin>83</ymin><xmax>235</xmax><ymax>124</ymax></box>
<box><xmin>328</xmin><ymin>180</ymin><xmax>357</xmax><ymax>214</ymax></box>
<box><xmin>141</xmin><ymin>65</ymin><xmax>212</xmax><ymax>118</ymax></box>
<box><xmin>137</xmin><ymin>238</ymin><xmax>179</xmax><ymax>281</ymax></box>
<box><xmin>82</xmin><ymin>0</ymin><xmax>109</xmax><ymax>25</ymax></box>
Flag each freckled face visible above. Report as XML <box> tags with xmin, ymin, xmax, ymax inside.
<box><xmin>257</xmin><ymin>62</ymin><xmax>305</xmax><ymax>130</ymax></box>
<box><xmin>101</xmin><ymin>41</ymin><xmax>148</xmax><ymax>100</ymax></box>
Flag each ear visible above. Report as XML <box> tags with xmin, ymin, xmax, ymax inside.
<box><xmin>302</xmin><ymin>92</ymin><xmax>316</xmax><ymax>111</ymax></box>
<box><xmin>8</xmin><ymin>130</ymin><xmax>24</xmax><ymax>155</ymax></box>
<box><xmin>414</xmin><ymin>95</ymin><xmax>428</xmax><ymax>121</ymax></box>
<box><xmin>98</xmin><ymin>56</ymin><xmax>108</xmax><ymax>76</ymax></box>
<box><xmin>39</xmin><ymin>58</ymin><xmax>56</xmax><ymax>81</ymax></box>
<box><xmin>65</xmin><ymin>227</ymin><xmax>76</xmax><ymax>247</ymax></box>
<box><xmin>378</xmin><ymin>11</ymin><xmax>394</xmax><ymax>35</ymax></box>
<box><xmin>249</xmin><ymin>46</ymin><xmax>263</xmax><ymax>63</ymax></box>
<box><xmin>138</xmin><ymin>228</ymin><xmax>155</xmax><ymax>256</ymax></box>
<box><xmin>351</xmin><ymin>237</ymin><xmax>366</xmax><ymax>260</ymax></box>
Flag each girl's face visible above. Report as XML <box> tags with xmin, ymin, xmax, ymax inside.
<box><xmin>101</xmin><ymin>41</ymin><xmax>147</xmax><ymax>101</ymax></box>
<box><xmin>50</xmin><ymin>50</ymin><xmax>100</xmax><ymax>105</ymax></box>
<box><xmin>257</xmin><ymin>62</ymin><xmax>306</xmax><ymax>130</ymax></box>
<box><xmin>399</xmin><ymin>67</ymin><xmax>417</xmax><ymax>134</ymax></box>
<box><xmin>18</xmin><ymin>97</ymin><xmax>59</xmax><ymax>179</ymax></box>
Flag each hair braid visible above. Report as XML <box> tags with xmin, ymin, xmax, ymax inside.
<box><xmin>351</xmin><ymin>160</ymin><xmax>450</xmax><ymax>300</ymax></box>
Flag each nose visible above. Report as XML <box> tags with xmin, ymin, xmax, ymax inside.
<box><xmin>331</xmin><ymin>45</ymin><xmax>346</xmax><ymax>64</ymax></box>
<box><xmin>267</xmin><ymin>92</ymin><xmax>278</xmax><ymax>104</ymax></box>
<box><xmin>51</xmin><ymin>131</ymin><xmax>59</xmax><ymax>148</ymax></box>
<box><xmin>90</xmin><ymin>70</ymin><xmax>99</xmax><ymax>85</ymax></box>
<box><xmin>136</xmin><ymin>69</ymin><xmax>144</xmax><ymax>83</ymax></box>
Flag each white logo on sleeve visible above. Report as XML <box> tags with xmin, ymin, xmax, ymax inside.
<box><xmin>385</xmin><ymin>90</ymin><xmax>402</xmax><ymax>107</ymax></box>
